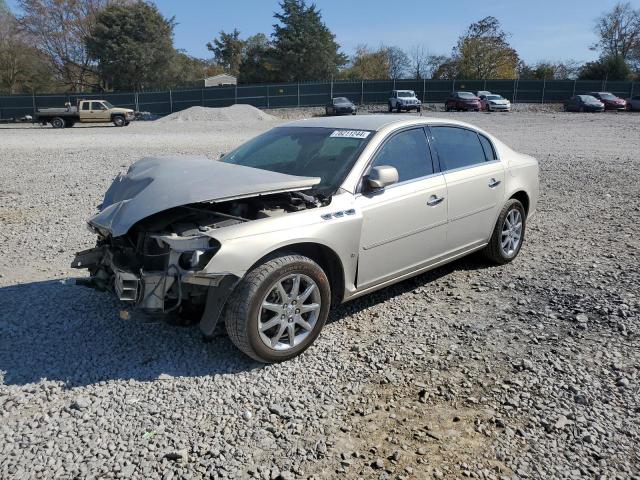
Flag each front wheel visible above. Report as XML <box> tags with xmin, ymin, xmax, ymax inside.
<box><xmin>113</xmin><ymin>115</ymin><xmax>125</xmax><ymax>127</ymax></box>
<box><xmin>483</xmin><ymin>199</ymin><xmax>526</xmax><ymax>264</ymax></box>
<box><xmin>224</xmin><ymin>253</ymin><xmax>331</xmax><ymax>363</ymax></box>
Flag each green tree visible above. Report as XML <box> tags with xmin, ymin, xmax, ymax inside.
<box><xmin>451</xmin><ymin>16</ymin><xmax>519</xmax><ymax>79</ymax></box>
<box><xmin>238</xmin><ymin>33</ymin><xmax>277</xmax><ymax>83</ymax></box>
<box><xmin>578</xmin><ymin>55</ymin><xmax>632</xmax><ymax>80</ymax></box>
<box><xmin>341</xmin><ymin>45</ymin><xmax>390</xmax><ymax>80</ymax></box>
<box><xmin>207</xmin><ymin>28</ymin><xmax>244</xmax><ymax>76</ymax></box>
<box><xmin>166</xmin><ymin>51</ymin><xmax>209</xmax><ymax>88</ymax></box>
<box><xmin>271</xmin><ymin>0</ymin><xmax>347</xmax><ymax>81</ymax></box>
<box><xmin>518</xmin><ymin>60</ymin><xmax>581</xmax><ymax>80</ymax></box>
<box><xmin>85</xmin><ymin>1</ymin><xmax>175</xmax><ymax>91</ymax></box>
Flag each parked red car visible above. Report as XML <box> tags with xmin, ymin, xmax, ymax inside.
<box><xmin>445</xmin><ymin>91</ymin><xmax>481</xmax><ymax>111</ymax></box>
<box><xmin>588</xmin><ymin>92</ymin><xmax>627</xmax><ymax>111</ymax></box>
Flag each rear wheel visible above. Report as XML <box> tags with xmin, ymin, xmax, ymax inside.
<box><xmin>396</xmin><ymin>104</ymin><xmax>402</xmax><ymax>113</ymax></box>
<box><xmin>113</xmin><ymin>115</ymin><xmax>125</xmax><ymax>127</ymax></box>
<box><xmin>51</xmin><ymin>117</ymin><xmax>65</xmax><ymax>129</ymax></box>
<box><xmin>483</xmin><ymin>199</ymin><xmax>526</xmax><ymax>264</ymax></box>
<box><xmin>388</xmin><ymin>102</ymin><xmax>393</xmax><ymax>112</ymax></box>
<box><xmin>224</xmin><ymin>253</ymin><xmax>331</xmax><ymax>363</ymax></box>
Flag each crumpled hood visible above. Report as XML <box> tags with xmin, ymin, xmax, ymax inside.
<box><xmin>89</xmin><ymin>156</ymin><xmax>320</xmax><ymax>237</ymax></box>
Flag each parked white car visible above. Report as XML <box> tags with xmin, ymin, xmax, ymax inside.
<box><xmin>388</xmin><ymin>90</ymin><xmax>422</xmax><ymax>113</ymax></box>
<box><xmin>479</xmin><ymin>93</ymin><xmax>511</xmax><ymax>112</ymax></box>
<box><xmin>73</xmin><ymin>115</ymin><xmax>539</xmax><ymax>362</ymax></box>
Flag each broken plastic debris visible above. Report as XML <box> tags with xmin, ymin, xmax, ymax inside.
<box><xmin>119</xmin><ymin>310</ymin><xmax>131</xmax><ymax>320</ymax></box>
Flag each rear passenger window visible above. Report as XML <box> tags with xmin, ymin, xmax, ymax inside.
<box><xmin>371</xmin><ymin>128</ymin><xmax>433</xmax><ymax>182</ymax></box>
<box><xmin>81</xmin><ymin>102</ymin><xmax>90</xmax><ymax>111</ymax></box>
<box><xmin>431</xmin><ymin>126</ymin><xmax>486</xmax><ymax>170</ymax></box>
<box><xmin>478</xmin><ymin>134</ymin><xmax>497</xmax><ymax>160</ymax></box>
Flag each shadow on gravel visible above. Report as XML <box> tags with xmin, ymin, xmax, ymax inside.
<box><xmin>0</xmin><ymin>255</ymin><xmax>492</xmax><ymax>387</ymax></box>
<box><xmin>328</xmin><ymin>254</ymin><xmax>493</xmax><ymax>322</ymax></box>
<box><xmin>0</xmin><ymin>280</ymin><xmax>257</xmax><ymax>388</ymax></box>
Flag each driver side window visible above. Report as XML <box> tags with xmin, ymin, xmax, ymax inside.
<box><xmin>370</xmin><ymin>128</ymin><xmax>433</xmax><ymax>183</ymax></box>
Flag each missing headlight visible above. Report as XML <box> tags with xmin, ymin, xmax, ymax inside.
<box><xmin>177</xmin><ymin>239</ymin><xmax>220</xmax><ymax>271</ymax></box>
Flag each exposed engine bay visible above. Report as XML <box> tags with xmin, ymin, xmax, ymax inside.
<box><xmin>72</xmin><ymin>191</ymin><xmax>325</xmax><ymax>316</ymax></box>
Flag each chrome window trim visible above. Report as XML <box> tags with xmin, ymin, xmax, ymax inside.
<box><xmin>354</xmin><ymin>125</ymin><xmax>437</xmax><ymax>194</ymax></box>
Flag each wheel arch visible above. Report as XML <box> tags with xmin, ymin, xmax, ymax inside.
<box><xmin>509</xmin><ymin>190</ymin><xmax>530</xmax><ymax>216</ymax></box>
<box><xmin>248</xmin><ymin>242</ymin><xmax>346</xmax><ymax>308</ymax></box>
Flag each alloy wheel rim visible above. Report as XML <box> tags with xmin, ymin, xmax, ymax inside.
<box><xmin>500</xmin><ymin>209</ymin><xmax>523</xmax><ymax>257</ymax></box>
<box><xmin>258</xmin><ymin>273</ymin><xmax>321</xmax><ymax>351</ymax></box>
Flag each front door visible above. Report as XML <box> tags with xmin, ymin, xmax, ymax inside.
<box><xmin>429</xmin><ymin>125</ymin><xmax>505</xmax><ymax>252</ymax></box>
<box><xmin>81</xmin><ymin>101</ymin><xmax>110</xmax><ymax>122</ymax></box>
<box><xmin>355</xmin><ymin>127</ymin><xmax>448</xmax><ymax>289</ymax></box>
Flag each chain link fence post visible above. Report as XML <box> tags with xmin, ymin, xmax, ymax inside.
<box><xmin>572</xmin><ymin>79</ymin><xmax>576</xmax><ymax>97</ymax></box>
<box><xmin>297</xmin><ymin>83</ymin><xmax>300</xmax><ymax>107</ymax></box>
<box><xmin>235</xmin><ymin>83</ymin><xmax>238</xmax><ymax>105</ymax></box>
<box><xmin>422</xmin><ymin>78</ymin><xmax>426</xmax><ymax>103</ymax></box>
<box><xmin>541</xmin><ymin>79</ymin><xmax>546</xmax><ymax>104</ymax></box>
<box><xmin>360</xmin><ymin>80</ymin><xmax>364</xmax><ymax>105</ymax></box>
<box><xmin>513</xmin><ymin>78</ymin><xmax>518</xmax><ymax>103</ymax></box>
<box><xmin>169</xmin><ymin>89</ymin><xmax>173</xmax><ymax>113</ymax></box>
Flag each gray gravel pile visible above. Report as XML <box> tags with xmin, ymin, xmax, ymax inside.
<box><xmin>0</xmin><ymin>111</ymin><xmax>638</xmax><ymax>479</ymax></box>
<box><xmin>159</xmin><ymin>105</ymin><xmax>277</xmax><ymax>123</ymax></box>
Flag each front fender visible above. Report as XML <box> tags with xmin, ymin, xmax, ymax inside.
<box><xmin>201</xmin><ymin>211</ymin><xmax>364</xmax><ymax>291</ymax></box>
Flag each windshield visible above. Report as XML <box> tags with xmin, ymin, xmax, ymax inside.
<box><xmin>102</xmin><ymin>101</ymin><xmax>115</xmax><ymax>109</ymax></box>
<box><xmin>486</xmin><ymin>95</ymin><xmax>503</xmax><ymax>100</ymax></box>
<box><xmin>397</xmin><ymin>91</ymin><xmax>415</xmax><ymax>97</ymax></box>
<box><xmin>579</xmin><ymin>95</ymin><xmax>598</xmax><ymax>102</ymax></box>
<box><xmin>458</xmin><ymin>92</ymin><xmax>475</xmax><ymax>98</ymax></box>
<box><xmin>333</xmin><ymin>97</ymin><xmax>350</xmax><ymax>104</ymax></box>
<box><xmin>597</xmin><ymin>93</ymin><xmax>616</xmax><ymax>100</ymax></box>
<box><xmin>222</xmin><ymin>127</ymin><xmax>373</xmax><ymax>195</ymax></box>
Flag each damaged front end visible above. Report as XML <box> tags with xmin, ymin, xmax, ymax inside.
<box><xmin>72</xmin><ymin>190</ymin><xmax>323</xmax><ymax>335</ymax></box>
<box><xmin>71</xmin><ymin>156</ymin><xmax>323</xmax><ymax>334</ymax></box>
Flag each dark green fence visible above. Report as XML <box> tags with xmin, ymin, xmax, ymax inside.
<box><xmin>0</xmin><ymin>78</ymin><xmax>638</xmax><ymax>120</ymax></box>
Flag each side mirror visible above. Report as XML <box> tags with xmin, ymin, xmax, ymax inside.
<box><xmin>366</xmin><ymin>165</ymin><xmax>399</xmax><ymax>190</ymax></box>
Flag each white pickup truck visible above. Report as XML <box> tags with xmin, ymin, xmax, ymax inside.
<box><xmin>35</xmin><ymin>99</ymin><xmax>135</xmax><ymax>128</ymax></box>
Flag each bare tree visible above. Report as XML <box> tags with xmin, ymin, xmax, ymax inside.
<box><xmin>385</xmin><ymin>45</ymin><xmax>410</xmax><ymax>79</ymax></box>
<box><xmin>0</xmin><ymin>2</ymin><xmax>52</xmax><ymax>93</ymax></box>
<box><xmin>409</xmin><ymin>45</ymin><xmax>428</xmax><ymax>79</ymax></box>
<box><xmin>17</xmin><ymin>0</ymin><xmax>112</xmax><ymax>91</ymax></box>
<box><xmin>593</xmin><ymin>2</ymin><xmax>640</xmax><ymax>65</ymax></box>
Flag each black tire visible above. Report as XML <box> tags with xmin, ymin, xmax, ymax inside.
<box><xmin>51</xmin><ymin>117</ymin><xmax>65</xmax><ymax>129</ymax></box>
<box><xmin>113</xmin><ymin>115</ymin><xmax>125</xmax><ymax>127</ymax></box>
<box><xmin>124</xmin><ymin>121</ymin><xmax>130</xmax><ymax>126</ymax></box>
<box><xmin>325</xmin><ymin>107</ymin><xmax>332</xmax><ymax>116</ymax></box>
<box><xmin>64</xmin><ymin>120</ymin><xmax>75</xmax><ymax>128</ymax></box>
<box><xmin>417</xmin><ymin>106</ymin><xmax>421</xmax><ymax>113</ymax></box>
<box><xmin>483</xmin><ymin>199</ymin><xmax>526</xmax><ymax>265</ymax></box>
<box><xmin>224</xmin><ymin>253</ymin><xmax>331</xmax><ymax>363</ymax></box>
<box><xmin>388</xmin><ymin>102</ymin><xmax>393</xmax><ymax>112</ymax></box>
<box><xmin>579</xmin><ymin>106</ymin><xmax>585</xmax><ymax>113</ymax></box>
<box><xmin>445</xmin><ymin>103</ymin><xmax>451</xmax><ymax>112</ymax></box>
<box><xmin>396</xmin><ymin>104</ymin><xmax>402</xmax><ymax>113</ymax></box>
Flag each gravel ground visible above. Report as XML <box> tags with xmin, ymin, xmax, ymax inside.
<box><xmin>0</xmin><ymin>108</ymin><xmax>639</xmax><ymax>480</ymax></box>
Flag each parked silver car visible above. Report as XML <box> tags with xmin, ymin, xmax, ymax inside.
<box><xmin>73</xmin><ymin>116</ymin><xmax>539</xmax><ymax>362</ymax></box>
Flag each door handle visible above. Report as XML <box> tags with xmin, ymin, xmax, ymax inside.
<box><xmin>427</xmin><ymin>195</ymin><xmax>444</xmax><ymax>206</ymax></box>
<box><xmin>488</xmin><ymin>178</ymin><xmax>501</xmax><ymax>188</ymax></box>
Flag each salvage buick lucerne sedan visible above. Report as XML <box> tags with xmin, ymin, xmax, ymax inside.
<box><xmin>73</xmin><ymin>116</ymin><xmax>538</xmax><ymax>362</ymax></box>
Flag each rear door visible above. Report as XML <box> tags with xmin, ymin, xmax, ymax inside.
<box><xmin>355</xmin><ymin>127</ymin><xmax>447</xmax><ymax>288</ymax></box>
<box><xmin>429</xmin><ymin>125</ymin><xmax>505</xmax><ymax>253</ymax></box>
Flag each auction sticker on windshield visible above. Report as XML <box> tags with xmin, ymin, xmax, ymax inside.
<box><xmin>330</xmin><ymin>130</ymin><xmax>371</xmax><ymax>139</ymax></box>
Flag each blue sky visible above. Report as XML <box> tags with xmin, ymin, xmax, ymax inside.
<box><xmin>8</xmin><ymin>0</ymin><xmax>637</xmax><ymax>63</ymax></box>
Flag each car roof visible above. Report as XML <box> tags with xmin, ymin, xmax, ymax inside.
<box><xmin>280</xmin><ymin>114</ymin><xmax>480</xmax><ymax>132</ymax></box>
